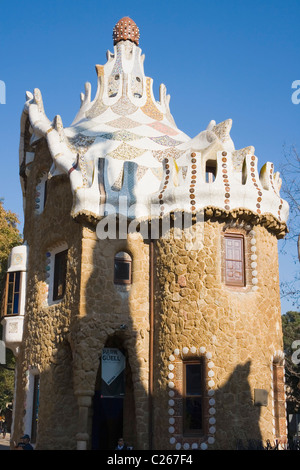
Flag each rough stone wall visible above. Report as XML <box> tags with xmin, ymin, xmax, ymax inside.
<box><xmin>13</xmin><ymin>140</ymin><xmax>82</xmax><ymax>449</ymax></box>
<box><xmin>152</xmin><ymin>218</ymin><xmax>286</xmax><ymax>450</ymax></box>
<box><xmin>70</xmin><ymin>228</ymin><xmax>150</xmax><ymax>449</ymax></box>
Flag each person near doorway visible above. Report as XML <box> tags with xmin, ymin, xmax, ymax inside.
<box><xmin>115</xmin><ymin>437</ymin><xmax>128</xmax><ymax>450</ymax></box>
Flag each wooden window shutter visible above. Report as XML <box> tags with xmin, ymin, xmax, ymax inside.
<box><xmin>224</xmin><ymin>234</ymin><xmax>245</xmax><ymax>286</ymax></box>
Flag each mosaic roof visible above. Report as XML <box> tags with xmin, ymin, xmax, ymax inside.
<box><xmin>20</xmin><ymin>18</ymin><xmax>289</xmax><ymax>229</ymax></box>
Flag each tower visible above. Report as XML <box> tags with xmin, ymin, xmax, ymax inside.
<box><xmin>1</xmin><ymin>17</ymin><xmax>289</xmax><ymax>450</ymax></box>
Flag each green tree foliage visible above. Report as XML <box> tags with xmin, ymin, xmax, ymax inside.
<box><xmin>282</xmin><ymin>311</ymin><xmax>300</xmax><ymax>414</ymax></box>
<box><xmin>0</xmin><ymin>200</ymin><xmax>22</xmax><ymax>413</ymax></box>
<box><xmin>0</xmin><ymin>199</ymin><xmax>22</xmax><ymax>290</ymax></box>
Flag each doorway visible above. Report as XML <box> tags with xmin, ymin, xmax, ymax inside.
<box><xmin>92</xmin><ymin>346</ymin><xmax>126</xmax><ymax>450</ymax></box>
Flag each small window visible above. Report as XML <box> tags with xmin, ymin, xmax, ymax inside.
<box><xmin>35</xmin><ymin>173</ymin><xmax>48</xmax><ymax>214</ymax></box>
<box><xmin>206</xmin><ymin>160</ymin><xmax>217</xmax><ymax>183</ymax></box>
<box><xmin>114</xmin><ymin>252</ymin><xmax>132</xmax><ymax>285</ymax></box>
<box><xmin>183</xmin><ymin>361</ymin><xmax>204</xmax><ymax>435</ymax></box>
<box><xmin>53</xmin><ymin>250</ymin><xmax>68</xmax><ymax>301</ymax></box>
<box><xmin>3</xmin><ymin>271</ymin><xmax>21</xmax><ymax>316</ymax></box>
<box><xmin>224</xmin><ymin>234</ymin><xmax>245</xmax><ymax>287</ymax></box>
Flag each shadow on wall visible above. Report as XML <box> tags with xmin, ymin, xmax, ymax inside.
<box><xmin>215</xmin><ymin>360</ymin><xmax>263</xmax><ymax>449</ymax></box>
<box><xmin>76</xmin><ymin>234</ymin><xmax>146</xmax><ymax>451</ymax></box>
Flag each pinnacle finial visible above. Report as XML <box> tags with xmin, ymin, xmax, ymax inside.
<box><xmin>113</xmin><ymin>17</ymin><xmax>140</xmax><ymax>46</ymax></box>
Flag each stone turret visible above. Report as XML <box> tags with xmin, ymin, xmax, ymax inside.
<box><xmin>2</xmin><ymin>18</ymin><xmax>289</xmax><ymax>451</ymax></box>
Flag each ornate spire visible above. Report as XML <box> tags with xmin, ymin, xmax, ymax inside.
<box><xmin>113</xmin><ymin>17</ymin><xmax>140</xmax><ymax>46</ymax></box>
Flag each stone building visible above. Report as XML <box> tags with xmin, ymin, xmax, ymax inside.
<box><xmin>1</xmin><ymin>17</ymin><xmax>289</xmax><ymax>450</ymax></box>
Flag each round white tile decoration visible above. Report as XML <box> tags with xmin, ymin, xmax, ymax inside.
<box><xmin>251</xmin><ymin>262</ymin><xmax>257</xmax><ymax>269</ymax></box>
<box><xmin>167</xmin><ymin>346</ymin><xmax>216</xmax><ymax>449</ymax></box>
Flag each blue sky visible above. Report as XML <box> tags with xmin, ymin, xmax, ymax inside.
<box><xmin>0</xmin><ymin>0</ymin><xmax>299</xmax><ymax>313</ymax></box>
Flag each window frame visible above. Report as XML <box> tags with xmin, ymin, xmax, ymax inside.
<box><xmin>224</xmin><ymin>233</ymin><xmax>246</xmax><ymax>287</ymax></box>
<box><xmin>2</xmin><ymin>271</ymin><xmax>22</xmax><ymax>317</ymax></box>
<box><xmin>52</xmin><ymin>249</ymin><xmax>68</xmax><ymax>301</ymax></box>
<box><xmin>114</xmin><ymin>254</ymin><xmax>132</xmax><ymax>286</ymax></box>
<box><xmin>183</xmin><ymin>359</ymin><xmax>205</xmax><ymax>436</ymax></box>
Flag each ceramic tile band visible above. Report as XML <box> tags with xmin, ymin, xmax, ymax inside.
<box><xmin>249</xmin><ymin>229</ymin><xmax>258</xmax><ymax>291</ymax></box>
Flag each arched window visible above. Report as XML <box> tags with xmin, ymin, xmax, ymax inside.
<box><xmin>114</xmin><ymin>252</ymin><xmax>132</xmax><ymax>285</ymax></box>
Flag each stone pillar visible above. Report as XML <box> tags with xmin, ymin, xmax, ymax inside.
<box><xmin>75</xmin><ymin>391</ymin><xmax>94</xmax><ymax>450</ymax></box>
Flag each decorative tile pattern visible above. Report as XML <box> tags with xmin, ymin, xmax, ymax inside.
<box><xmin>158</xmin><ymin>158</ymin><xmax>171</xmax><ymax>217</ymax></box>
<box><xmin>221</xmin><ymin>152</ymin><xmax>231</xmax><ymax>211</ymax></box>
<box><xmin>141</xmin><ymin>77</ymin><xmax>164</xmax><ymax>121</ymax></box>
<box><xmin>152</xmin><ymin>147</ymin><xmax>184</xmax><ymax>163</ymax></box>
<box><xmin>249</xmin><ymin>230</ymin><xmax>258</xmax><ymax>291</ymax></box>
<box><xmin>99</xmin><ymin>130</ymin><xmax>143</xmax><ymax>142</ymax></box>
<box><xmin>111</xmin><ymin>168</ymin><xmax>123</xmax><ymax>191</ymax></box>
<box><xmin>86</xmin><ymin>99</ymin><xmax>108</xmax><ymax>119</ymax></box>
<box><xmin>249</xmin><ymin>156</ymin><xmax>263</xmax><ymax>215</ymax></box>
<box><xmin>106</xmin><ymin>116</ymin><xmax>141</xmax><ymax>129</ymax></box>
<box><xmin>147</xmin><ymin>121</ymin><xmax>179</xmax><ymax>136</ymax></box>
<box><xmin>107</xmin><ymin>142</ymin><xmax>145</xmax><ymax>160</ymax></box>
<box><xmin>189</xmin><ymin>153</ymin><xmax>197</xmax><ymax>212</ymax></box>
<box><xmin>67</xmin><ymin>134</ymin><xmax>96</xmax><ymax>154</ymax></box>
<box><xmin>111</xmin><ymin>96</ymin><xmax>138</xmax><ymax>116</ymax></box>
<box><xmin>150</xmin><ymin>135</ymin><xmax>181</xmax><ymax>147</ymax></box>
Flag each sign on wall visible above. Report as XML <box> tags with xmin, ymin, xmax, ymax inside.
<box><xmin>101</xmin><ymin>348</ymin><xmax>126</xmax><ymax>397</ymax></box>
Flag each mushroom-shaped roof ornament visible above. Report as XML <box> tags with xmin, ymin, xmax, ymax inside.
<box><xmin>113</xmin><ymin>16</ymin><xmax>140</xmax><ymax>46</ymax></box>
